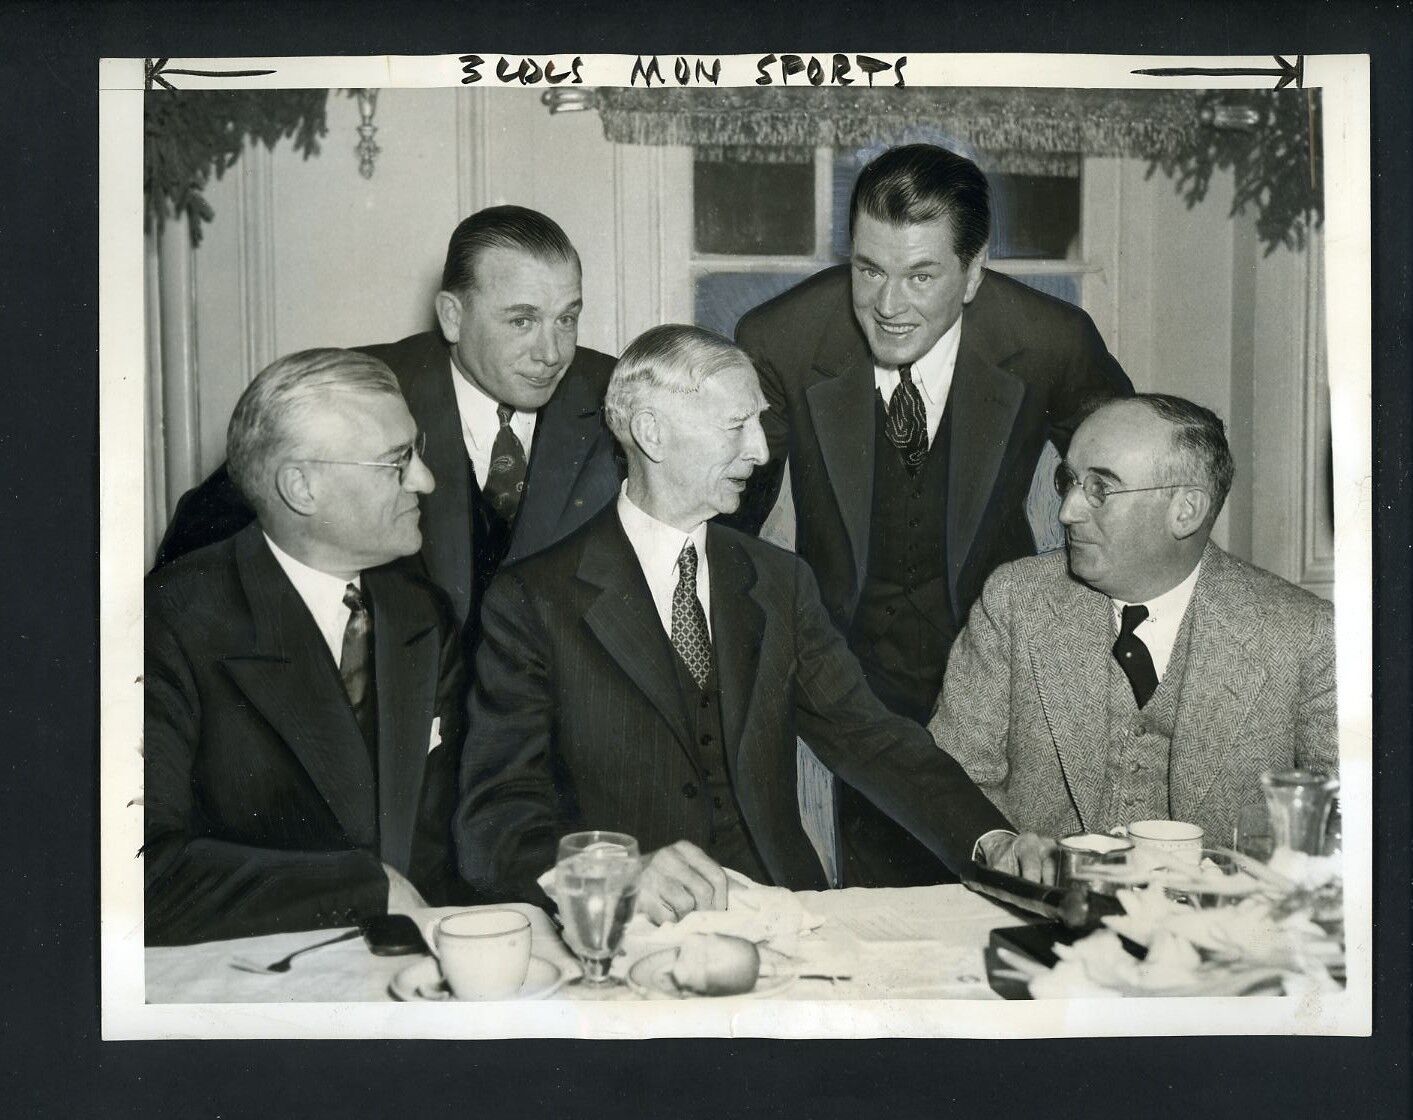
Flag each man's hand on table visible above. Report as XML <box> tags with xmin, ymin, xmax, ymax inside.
<box><xmin>636</xmin><ymin>840</ymin><xmax>729</xmax><ymax>924</ymax></box>
<box><xmin>977</xmin><ymin>831</ymin><xmax>1059</xmax><ymax>885</ymax></box>
<box><xmin>384</xmin><ymin>863</ymin><xmax>427</xmax><ymax>915</ymax></box>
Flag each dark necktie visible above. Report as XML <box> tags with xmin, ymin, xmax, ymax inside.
<box><xmin>671</xmin><ymin>542</ymin><xmax>713</xmax><ymax>688</ymax></box>
<box><xmin>883</xmin><ymin>363</ymin><xmax>929</xmax><ymax>474</ymax></box>
<box><xmin>340</xmin><ymin>583</ymin><xmax>378</xmax><ymax>756</ymax></box>
<box><xmin>1113</xmin><ymin>603</ymin><xmax>1159</xmax><ymax>709</ymax></box>
<box><xmin>482</xmin><ymin>403</ymin><xmax>528</xmax><ymax>522</ymax></box>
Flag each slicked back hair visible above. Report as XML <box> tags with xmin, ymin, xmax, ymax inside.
<box><xmin>604</xmin><ymin>324</ymin><xmax>751</xmax><ymax>446</ymax></box>
<box><xmin>848</xmin><ymin>143</ymin><xmax>991</xmax><ymax>267</ymax></box>
<box><xmin>440</xmin><ymin>204</ymin><xmax>580</xmax><ymax>298</ymax></box>
<box><xmin>226</xmin><ymin>348</ymin><xmax>401</xmax><ymax>513</ymax></box>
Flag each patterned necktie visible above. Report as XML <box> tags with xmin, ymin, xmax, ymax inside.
<box><xmin>883</xmin><ymin>364</ymin><xmax>929</xmax><ymax>474</ymax></box>
<box><xmin>671</xmin><ymin>542</ymin><xmax>713</xmax><ymax>688</ymax></box>
<box><xmin>340</xmin><ymin>583</ymin><xmax>378</xmax><ymax>756</ymax></box>
<box><xmin>1113</xmin><ymin>603</ymin><xmax>1159</xmax><ymax>709</ymax></box>
<box><xmin>482</xmin><ymin>403</ymin><xmax>528</xmax><ymax>522</ymax></box>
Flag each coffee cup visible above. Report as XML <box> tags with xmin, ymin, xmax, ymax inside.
<box><xmin>1124</xmin><ymin>819</ymin><xmax>1204</xmax><ymax>870</ymax></box>
<box><xmin>433</xmin><ymin>909</ymin><xmax>532</xmax><ymax>1000</ymax></box>
<box><xmin>1057</xmin><ymin>832</ymin><xmax>1134</xmax><ymax>893</ymax></box>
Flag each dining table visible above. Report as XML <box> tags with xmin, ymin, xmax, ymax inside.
<box><xmin>144</xmin><ymin>884</ymin><xmax>1026</xmax><ymax>1005</ymax></box>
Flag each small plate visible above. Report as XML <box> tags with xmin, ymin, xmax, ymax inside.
<box><xmin>626</xmin><ymin>946</ymin><xmax>796</xmax><ymax>999</ymax></box>
<box><xmin>389</xmin><ymin>955</ymin><xmax>570</xmax><ymax>1002</ymax></box>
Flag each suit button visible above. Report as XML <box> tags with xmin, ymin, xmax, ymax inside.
<box><xmin>700</xmin><ymin>694</ymin><xmax>712</xmax><ymax>709</ymax></box>
<box><xmin>713</xmin><ymin>797</ymin><xmax>724</xmax><ymax>809</ymax></box>
<box><xmin>885</xmin><ymin>605</ymin><xmax>896</xmax><ymax>616</ymax></box>
<box><xmin>908</xmin><ymin>518</ymin><xmax>920</xmax><ymax>529</ymax></box>
<box><xmin>700</xmin><ymin>733</ymin><xmax>713</xmax><ymax>746</ymax></box>
<box><xmin>682</xmin><ymin>782</ymin><xmax>698</xmax><ymax>799</ymax></box>
<box><xmin>702</xmin><ymin>767</ymin><xmax>713</xmax><ymax>778</ymax></box>
<box><xmin>1129</xmin><ymin>759</ymin><xmax>1142</xmax><ymax>774</ymax></box>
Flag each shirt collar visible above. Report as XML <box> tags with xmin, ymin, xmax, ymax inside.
<box><xmin>448</xmin><ymin>357</ymin><xmax>510</xmax><ymax>450</ymax></box>
<box><xmin>262</xmin><ymin>532</ymin><xmax>359</xmax><ymax>609</ymax></box>
<box><xmin>874</xmin><ymin>314</ymin><xmax>963</xmax><ymax>408</ymax></box>
<box><xmin>1113</xmin><ymin>559</ymin><xmax>1203</xmax><ymax>624</ymax></box>
<box><xmin>615</xmin><ymin>484</ymin><xmax>709</xmax><ymax>581</ymax></box>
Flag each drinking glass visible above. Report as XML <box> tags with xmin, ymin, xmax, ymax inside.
<box><xmin>1233</xmin><ymin>802</ymin><xmax>1275</xmax><ymax>862</ymax></box>
<box><xmin>554</xmin><ymin>831</ymin><xmax>641</xmax><ymax>991</ymax></box>
<box><xmin>1260</xmin><ymin>768</ymin><xmax>1339</xmax><ymax>856</ymax></box>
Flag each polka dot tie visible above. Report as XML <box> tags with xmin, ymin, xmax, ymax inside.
<box><xmin>671</xmin><ymin>542</ymin><xmax>713</xmax><ymax>688</ymax></box>
<box><xmin>1113</xmin><ymin>603</ymin><xmax>1158</xmax><ymax>709</ymax></box>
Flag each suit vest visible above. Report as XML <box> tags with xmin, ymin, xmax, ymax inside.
<box><xmin>668</xmin><ymin>653</ymin><xmax>771</xmax><ymax>884</ymax></box>
<box><xmin>1096</xmin><ymin>607</ymin><xmax>1194</xmax><ymax>830</ymax></box>
<box><xmin>847</xmin><ymin>392</ymin><xmax>959</xmax><ymax>723</ymax></box>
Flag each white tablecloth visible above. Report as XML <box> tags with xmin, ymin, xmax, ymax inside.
<box><xmin>144</xmin><ymin>885</ymin><xmax>1022</xmax><ymax>1004</ymax></box>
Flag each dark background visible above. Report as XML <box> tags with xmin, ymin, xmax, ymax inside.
<box><xmin>0</xmin><ymin>1</ymin><xmax>1406</xmax><ymax>1116</ymax></box>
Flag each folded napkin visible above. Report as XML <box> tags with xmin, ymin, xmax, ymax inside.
<box><xmin>537</xmin><ymin>864</ymin><xmax>826</xmax><ymax>958</ymax></box>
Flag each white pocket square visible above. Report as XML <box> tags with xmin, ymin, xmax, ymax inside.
<box><xmin>427</xmin><ymin>717</ymin><xmax>442</xmax><ymax>754</ymax></box>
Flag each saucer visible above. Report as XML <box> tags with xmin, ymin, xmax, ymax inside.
<box><xmin>626</xmin><ymin>946</ymin><xmax>796</xmax><ymax>1000</ymax></box>
<box><xmin>389</xmin><ymin>954</ymin><xmax>570</xmax><ymax>1002</ymax></box>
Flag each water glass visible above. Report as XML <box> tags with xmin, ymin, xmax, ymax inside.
<box><xmin>555</xmin><ymin>831</ymin><xmax>641</xmax><ymax>988</ymax></box>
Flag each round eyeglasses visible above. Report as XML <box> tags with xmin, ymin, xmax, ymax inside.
<box><xmin>1054</xmin><ymin>461</ymin><xmax>1202</xmax><ymax>509</ymax></box>
<box><xmin>301</xmin><ymin>431</ymin><xmax>428</xmax><ymax>484</ymax></box>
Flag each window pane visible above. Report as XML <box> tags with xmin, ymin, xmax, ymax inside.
<box><xmin>1009</xmin><ymin>273</ymin><xmax>1080</xmax><ymax>306</ymax></box>
<box><xmin>989</xmin><ymin>172</ymin><xmax>1081</xmax><ymax>260</ymax></box>
<box><xmin>694</xmin><ymin>147</ymin><xmax>815</xmax><ymax>256</ymax></box>
<box><xmin>694</xmin><ymin>271</ymin><xmax>816</xmax><ymax>338</ymax></box>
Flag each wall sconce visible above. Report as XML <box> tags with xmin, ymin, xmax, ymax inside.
<box><xmin>541</xmin><ymin>88</ymin><xmax>595</xmax><ymax>115</ymax></box>
<box><xmin>355</xmin><ymin>88</ymin><xmax>381</xmax><ymax>178</ymax></box>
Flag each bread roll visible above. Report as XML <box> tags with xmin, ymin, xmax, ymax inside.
<box><xmin>670</xmin><ymin>934</ymin><xmax>761</xmax><ymax>996</ymax></box>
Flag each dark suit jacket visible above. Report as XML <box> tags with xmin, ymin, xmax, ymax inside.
<box><xmin>144</xmin><ymin>524</ymin><xmax>470</xmax><ymax>945</ymax></box>
<box><xmin>453</xmin><ymin>507</ymin><xmax>1012</xmax><ymax>903</ymax></box>
<box><xmin>730</xmin><ymin>266</ymin><xmax>1133</xmax><ymax>632</ymax></box>
<box><xmin>152</xmin><ymin>331</ymin><xmax>622</xmax><ymax>629</ymax></box>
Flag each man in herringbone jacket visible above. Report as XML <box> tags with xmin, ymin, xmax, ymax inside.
<box><xmin>928</xmin><ymin>394</ymin><xmax>1337</xmax><ymax>847</ymax></box>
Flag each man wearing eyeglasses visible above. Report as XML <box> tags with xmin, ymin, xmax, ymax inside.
<box><xmin>152</xmin><ymin>205</ymin><xmax>620</xmax><ymax>670</ymax></box>
<box><xmin>144</xmin><ymin>349</ymin><xmax>471</xmax><ymax>945</ymax></box>
<box><xmin>927</xmin><ymin>394</ymin><xmax>1337</xmax><ymax>847</ymax></box>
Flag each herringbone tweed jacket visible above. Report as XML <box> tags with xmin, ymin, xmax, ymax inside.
<box><xmin>927</xmin><ymin>542</ymin><xmax>1337</xmax><ymax>846</ymax></box>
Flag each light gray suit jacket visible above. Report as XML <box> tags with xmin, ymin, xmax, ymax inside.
<box><xmin>927</xmin><ymin>543</ymin><xmax>1338</xmax><ymax>845</ymax></box>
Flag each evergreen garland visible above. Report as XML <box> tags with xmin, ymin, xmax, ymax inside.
<box><xmin>145</xmin><ymin>89</ymin><xmax>332</xmax><ymax>245</ymax></box>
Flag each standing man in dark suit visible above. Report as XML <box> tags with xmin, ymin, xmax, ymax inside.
<box><xmin>153</xmin><ymin>206</ymin><xmax>621</xmax><ymax>663</ymax></box>
<box><xmin>455</xmin><ymin>326</ymin><xmax>1054</xmax><ymax>921</ymax></box>
<box><xmin>145</xmin><ymin>349</ymin><xmax>469</xmax><ymax>945</ymax></box>
<box><xmin>728</xmin><ymin>144</ymin><xmax>1134</xmax><ymax>887</ymax></box>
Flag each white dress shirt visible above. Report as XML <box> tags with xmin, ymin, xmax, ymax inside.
<box><xmin>1111</xmin><ymin>561</ymin><xmax>1203</xmax><ymax>680</ymax></box>
<box><xmin>873</xmin><ymin>314</ymin><xmax>963</xmax><ymax>446</ymax></box>
<box><xmin>263</xmin><ymin>534</ymin><xmax>359</xmax><ymax>666</ymax></box>
<box><xmin>448</xmin><ymin>360</ymin><xmax>538</xmax><ymax>485</ymax></box>
<box><xmin>616</xmin><ymin>485</ymin><xmax>711</xmax><ymax>640</ymax></box>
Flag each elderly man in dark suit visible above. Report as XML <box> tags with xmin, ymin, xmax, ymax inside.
<box><xmin>727</xmin><ymin>144</ymin><xmax>1134</xmax><ymax>887</ymax></box>
<box><xmin>456</xmin><ymin>325</ymin><xmax>1054</xmax><ymax>922</ymax></box>
<box><xmin>929</xmin><ymin>394</ymin><xmax>1338</xmax><ymax>847</ymax></box>
<box><xmin>145</xmin><ymin>349</ymin><xmax>470</xmax><ymax>945</ymax></box>
<box><xmin>153</xmin><ymin>206</ymin><xmax>621</xmax><ymax>663</ymax></box>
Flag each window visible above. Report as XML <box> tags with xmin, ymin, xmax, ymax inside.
<box><xmin>690</xmin><ymin>142</ymin><xmax>1089</xmax><ymax>340</ymax></box>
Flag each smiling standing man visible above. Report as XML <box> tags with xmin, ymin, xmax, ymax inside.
<box><xmin>456</xmin><ymin>325</ymin><xmax>1055</xmax><ymax>919</ymax></box>
<box><xmin>153</xmin><ymin>206</ymin><xmax>621</xmax><ymax>664</ymax></box>
<box><xmin>727</xmin><ymin>144</ymin><xmax>1133</xmax><ymax>887</ymax></box>
<box><xmin>145</xmin><ymin>350</ymin><xmax>472</xmax><ymax>944</ymax></box>
<box><xmin>928</xmin><ymin>395</ymin><xmax>1337</xmax><ymax>847</ymax></box>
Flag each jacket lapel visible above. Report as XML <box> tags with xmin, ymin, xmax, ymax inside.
<box><xmin>803</xmin><ymin>312</ymin><xmax>876</xmax><ymax>605</ymax></box>
<box><xmin>221</xmin><ymin>527</ymin><xmax>378</xmax><ymax>847</ymax></box>
<box><xmin>399</xmin><ymin>340</ymin><xmax>474</xmax><ymax>624</ymax></box>
<box><xmin>365</xmin><ymin>566</ymin><xmax>439</xmax><ymax>875</ymax></box>
<box><xmin>946</xmin><ymin>301</ymin><xmax>1027</xmax><ymax>612</ymax></box>
<box><xmin>1169</xmin><ymin>545</ymin><xmax>1270</xmax><ymax>820</ymax></box>
<box><xmin>509</xmin><ymin>351</ymin><xmax>619</xmax><ymax>564</ymax></box>
<box><xmin>578</xmin><ymin>513</ymin><xmax>694</xmax><ymax>758</ymax></box>
<box><xmin>1030</xmin><ymin>568</ymin><xmax>1113</xmax><ymax>830</ymax></box>
<box><xmin>705</xmin><ymin>527</ymin><xmax>766</xmax><ymax>789</ymax></box>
